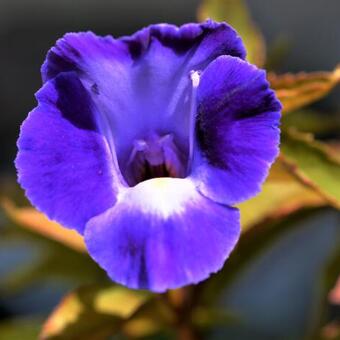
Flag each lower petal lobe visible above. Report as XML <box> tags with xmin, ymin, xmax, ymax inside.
<box><xmin>84</xmin><ymin>178</ymin><xmax>240</xmax><ymax>292</ymax></box>
<box><xmin>16</xmin><ymin>72</ymin><xmax>118</xmax><ymax>234</ymax></box>
<box><xmin>192</xmin><ymin>56</ymin><xmax>281</xmax><ymax>205</ymax></box>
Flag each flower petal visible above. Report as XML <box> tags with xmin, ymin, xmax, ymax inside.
<box><xmin>15</xmin><ymin>72</ymin><xmax>122</xmax><ymax>234</ymax></box>
<box><xmin>84</xmin><ymin>178</ymin><xmax>240</xmax><ymax>292</ymax></box>
<box><xmin>42</xmin><ymin>21</ymin><xmax>246</xmax><ymax>83</ymax></box>
<box><xmin>191</xmin><ymin>56</ymin><xmax>281</xmax><ymax>205</ymax></box>
<box><xmin>41</xmin><ymin>21</ymin><xmax>246</xmax><ymax>176</ymax></box>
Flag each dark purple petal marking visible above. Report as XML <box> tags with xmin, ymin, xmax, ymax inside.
<box><xmin>84</xmin><ymin>178</ymin><xmax>240</xmax><ymax>292</ymax></box>
<box><xmin>191</xmin><ymin>56</ymin><xmax>281</xmax><ymax>205</ymax></box>
<box><xmin>41</xmin><ymin>21</ymin><xmax>246</xmax><ymax>184</ymax></box>
<box><xmin>15</xmin><ymin>72</ymin><xmax>121</xmax><ymax>234</ymax></box>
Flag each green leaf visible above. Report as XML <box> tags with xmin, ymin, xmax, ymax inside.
<box><xmin>281</xmin><ymin>129</ymin><xmax>340</xmax><ymax>209</ymax></box>
<box><xmin>198</xmin><ymin>0</ymin><xmax>266</xmax><ymax>67</ymax></box>
<box><xmin>269</xmin><ymin>65</ymin><xmax>340</xmax><ymax>114</ymax></box>
<box><xmin>122</xmin><ymin>297</ymin><xmax>176</xmax><ymax>338</ymax></box>
<box><xmin>239</xmin><ymin>160</ymin><xmax>326</xmax><ymax>231</ymax></box>
<box><xmin>282</xmin><ymin>109</ymin><xmax>340</xmax><ymax>136</ymax></box>
<box><xmin>40</xmin><ymin>284</ymin><xmax>152</xmax><ymax>340</ymax></box>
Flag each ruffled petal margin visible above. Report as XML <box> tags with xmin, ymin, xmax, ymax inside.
<box><xmin>40</xmin><ymin>21</ymin><xmax>246</xmax><ymax>172</ymax></box>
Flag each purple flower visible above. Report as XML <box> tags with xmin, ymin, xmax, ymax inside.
<box><xmin>15</xmin><ymin>20</ymin><xmax>281</xmax><ymax>292</ymax></box>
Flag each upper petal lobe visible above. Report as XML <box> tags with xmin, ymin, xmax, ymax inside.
<box><xmin>191</xmin><ymin>56</ymin><xmax>281</xmax><ymax>205</ymax></box>
<box><xmin>41</xmin><ymin>21</ymin><xmax>246</xmax><ymax>178</ymax></box>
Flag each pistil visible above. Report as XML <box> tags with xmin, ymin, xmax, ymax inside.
<box><xmin>187</xmin><ymin>70</ymin><xmax>200</xmax><ymax>174</ymax></box>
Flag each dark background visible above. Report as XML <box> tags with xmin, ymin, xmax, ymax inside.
<box><xmin>0</xmin><ymin>0</ymin><xmax>340</xmax><ymax>174</ymax></box>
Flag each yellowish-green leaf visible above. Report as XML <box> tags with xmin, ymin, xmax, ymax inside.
<box><xmin>40</xmin><ymin>284</ymin><xmax>151</xmax><ymax>340</ymax></box>
<box><xmin>239</xmin><ymin>159</ymin><xmax>326</xmax><ymax>231</ymax></box>
<box><xmin>282</xmin><ymin>109</ymin><xmax>340</xmax><ymax>135</ymax></box>
<box><xmin>191</xmin><ymin>307</ymin><xmax>238</xmax><ymax>328</ymax></box>
<box><xmin>269</xmin><ymin>65</ymin><xmax>340</xmax><ymax>114</ymax></box>
<box><xmin>93</xmin><ymin>286</ymin><xmax>149</xmax><ymax>318</ymax></box>
<box><xmin>328</xmin><ymin>142</ymin><xmax>340</xmax><ymax>163</ymax></box>
<box><xmin>122</xmin><ymin>297</ymin><xmax>175</xmax><ymax>338</ymax></box>
<box><xmin>198</xmin><ymin>0</ymin><xmax>266</xmax><ymax>67</ymax></box>
<box><xmin>281</xmin><ymin>129</ymin><xmax>340</xmax><ymax>209</ymax></box>
<box><xmin>1</xmin><ymin>199</ymin><xmax>86</xmax><ymax>252</ymax></box>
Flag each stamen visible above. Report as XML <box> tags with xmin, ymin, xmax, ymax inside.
<box><xmin>190</xmin><ymin>70</ymin><xmax>200</xmax><ymax>88</ymax></box>
<box><xmin>126</xmin><ymin>133</ymin><xmax>185</xmax><ymax>186</ymax></box>
<box><xmin>187</xmin><ymin>70</ymin><xmax>201</xmax><ymax>174</ymax></box>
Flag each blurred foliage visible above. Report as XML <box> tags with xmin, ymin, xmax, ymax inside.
<box><xmin>0</xmin><ymin>0</ymin><xmax>339</xmax><ymax>339</ymax></box>
<box><xmin>238</xmin><ymin>160</ymin><xmax>326</xmax><ymax>231</ymax></box>
<box><xmin>282</xmin><ymin>109</ymin><xmax>340</xmax><ymax>136</ymax></box>
<box><xmin>281</xmin><ymin>129</ymin><xmax>340</xmax><ymax>209</ymax></box>
<box><xmin>0</xmin><ymin>318</ymin><xmax>41</xmax><ymax>340</ymax></box>
<box><xmin>198</xmin><ymin>0</ymin><xmax>266</xmax><ymax>67</ymax></box>
<box><xmin>2</xmin><ymin>199</ymin><xmax>86</xmax><ymax>253</ymax></box>
<box><xmin>40</xmin><ymin>285</ymin><xmax>151</xmax><ymax>340</ymax></box>
<box><xmin>269</xmin><ymin>66</ymin><xmax>340</xmax><ymax>114</ymax></box>
<box><xmin>0</xmin><ymin>195</ymin><xmax>106</xmax><ymax>295</ymax></box>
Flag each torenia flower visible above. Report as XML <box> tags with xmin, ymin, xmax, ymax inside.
<box><xmin>16</xmin><ymin>21</ymin><xmax>281</xmax><ymax>292</ymax></box>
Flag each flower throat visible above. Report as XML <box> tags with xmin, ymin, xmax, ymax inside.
<box><xmin>126</xmin><ymin>133</ymin><xmax>186</xmax><ymax>186</ymax></box>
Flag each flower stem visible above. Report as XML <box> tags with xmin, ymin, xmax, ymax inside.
<box><xmin>166</xmin><ymin>287</ymin><xmax>202</xmax><ymax>340</ymax></box>
<box><xmin>177</xmin><ymin>323</ymin><xmax>201</xmax><ymax>340</ymax></box>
